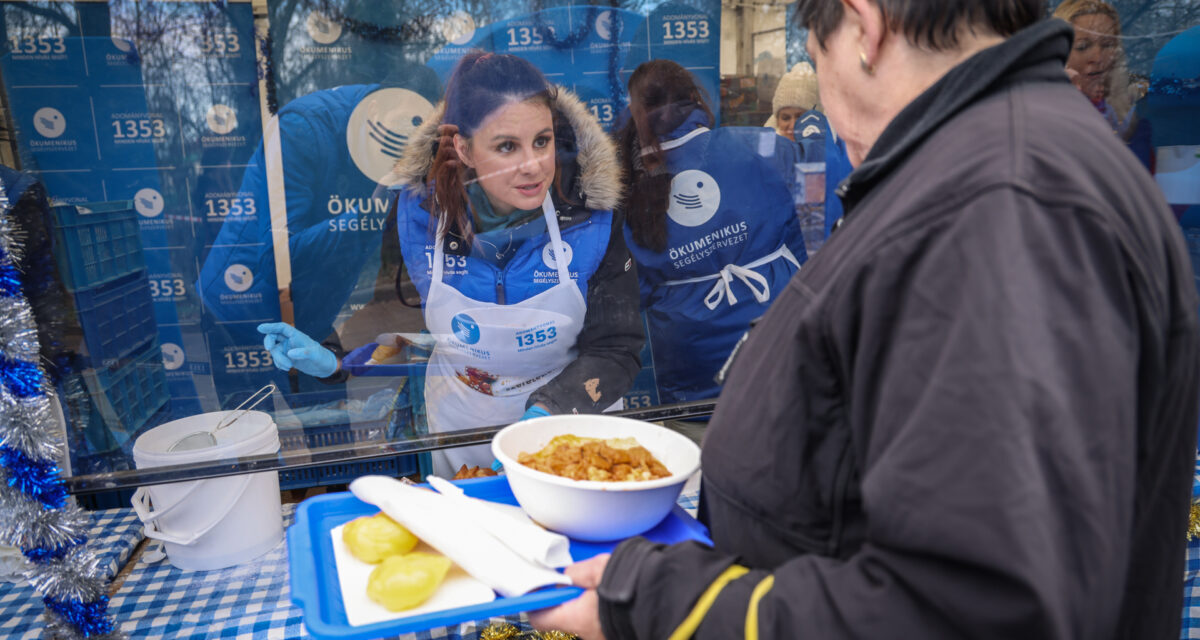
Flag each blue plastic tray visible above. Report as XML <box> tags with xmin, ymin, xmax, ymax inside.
<box><xmin>341</xmin><ymin>343</ymin><xmax>429</xmax><ymax>377</ymax></box>
<box><xmin>288</xmin><ymin>475</ymin><xmax>711</xmax><ymax>639</ymax></box>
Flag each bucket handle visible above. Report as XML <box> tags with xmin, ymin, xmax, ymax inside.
<box><xmin>131</xmin><ymin>474</ymin><xmax>254</xmax><ymax>546</ymax></box>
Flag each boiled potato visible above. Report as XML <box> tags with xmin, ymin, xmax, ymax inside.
<box><xmin>342</xmin><ymin>513</ymin><xmax>418</xmax><ymax>564</ymax></box>
<box><xmin>366</xmin><ymin>552</ymin><xmax>453</xmax><ymax>611</ymax></box>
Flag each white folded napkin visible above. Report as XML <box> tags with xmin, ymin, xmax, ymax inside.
<box><xmin>348</xmin><ymin>476</ymin><xmax>572</xmax><ymax>598</ymax></box>
<box><xmin>426</xmin><ymin>475</ymin><xmax>573</xmax><ymax>568</ymax></box>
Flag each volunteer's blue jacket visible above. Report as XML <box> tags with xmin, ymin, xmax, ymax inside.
<box><xmin>196</xmin><ymin>84</ymin><xmax>415</xmax><ymax>344</ymax></box>
<box><xmin>371</xmin><ymin>89</ymin><xmax>643</xmax><ymax>414</ymax></box>
<box><xmin>625</xmin><ymin>112</ymin><xmax>808</xmax><ymax>403</ymax></box>
<box><xmin>792</xmin><ymin>109</ymin><xmax>853</xmax><ymax>238</ymax></box>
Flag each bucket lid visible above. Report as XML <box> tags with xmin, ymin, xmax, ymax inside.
<box><xmin>133</xmin><ymin>410</ymin><xmax>278</xmax><ymax>468</ymax></box>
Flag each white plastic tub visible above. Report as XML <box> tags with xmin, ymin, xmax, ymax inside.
<box><xmin>131</xmin><ymin>410</ymin><xmax>283</xmax><ymax>571</ymax></box>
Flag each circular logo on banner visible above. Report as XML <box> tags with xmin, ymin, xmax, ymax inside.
<box><xmin>33</xmin><ymin>107</ymin><xmax>66</xmax><ymax>138</ymax></box>
<box><xmin>206</xmin><ymin>104</ymin><xmax>237</xmax><ymax>135</ymax></box>
<box><xmin>134</xmin><ymin>188</ymin><xmax>164</xmax><ymax>218</ymax></box>
<box><xmin>347</xmin><ymin>88</ymin><xmax>434</xmax><ymax>182</ymax></box>
<box><xmin>441</xmin><ymin>11</ymin><xmax>476</xmax><ymax>45</ymax></box>
<box><xmin>223</xmin><ymin>264</ymin><xmax>254</xmax><ymax>293</ymax></box>
<box><xmin>307</xmin><ymin>12</ymin><xmax>342</xmax><ymax>44</ymax></box>
<box><xmin>111</xmin><ymin>37</ymin><xmax>135</xmax><ymax>53</ymax></box>
<box><xmin>542</xmin><ymin>242</ymin><xmax>574</xmax><ymax>270</ymax></box>
<box><xmin>161</xmin><ymin>343</ymin><xmax>185</xmax><ymax>371</ymax></box>
<box><xmin>595</xmin><ymin>10</ymin><xmax>615</xmax><ymax>41</ymax></box>
<box><xmin>451</xmin><ymin>313</ymin><xmax>481</xmax><ymax>345</ymax></box>
<box><xmin>667</xmin><ymin>170</ymin><xmax>721</xmax><ymax>227</ymax></box>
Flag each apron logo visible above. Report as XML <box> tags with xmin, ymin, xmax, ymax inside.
<box><xmin>542</xmin><ymin>242</ymin><xmax>573</xmax><ymax>270</ymax></box>
<box><xmin>667</xmin><ymin>170</ymin><xmax>721</xmax><ymax>227</ymax></box>
<box><xmin>347</xmin><ymin>88</ymin><xmax>435</xmax><ymax>183</ymax></box>
<box><xmin>624</xmin><ymin>258</ymin><xmax>632</xmax><ymax>272</ymax></box>
<box><xmin>451</xmin><ymin>313</ymin><xmax>481</xmax><ymax>344</ymax></box>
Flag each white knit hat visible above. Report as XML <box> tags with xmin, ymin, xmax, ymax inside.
<box><xmin>773</xmin><ymin>62</ymin><xmax>820</xmax><ymax>114</ymax></box>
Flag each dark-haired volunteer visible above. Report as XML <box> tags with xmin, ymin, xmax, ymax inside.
<box><xmin>619</xmin><ymin>59</ymin><xmax>807</xmax><ymax>403</ymax></box>
<box><xmin>258</xmin><ymin>53</ymin><xmax>642</xmax><ymax>476</ymax></box>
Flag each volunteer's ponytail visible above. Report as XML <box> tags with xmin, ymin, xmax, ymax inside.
<box><xmin>429</xmin><ymin>124</ymin><xmax>470</xmax><ymax>241</ymax></box>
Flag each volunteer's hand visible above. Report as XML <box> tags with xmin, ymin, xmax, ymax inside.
<box><xmin>521</xmin><ymin>405</ymin><xmax>551</xmax><ymax>421</ymax></box>
<box><xmin>529</xmin><ymin>554</ymin><xmax>609</xmax><ymax>640</ymax></box>
<box><xmin>257</xmin><ymin>323</ymin><xmax>339</xmax><ymax>377</ymax></box>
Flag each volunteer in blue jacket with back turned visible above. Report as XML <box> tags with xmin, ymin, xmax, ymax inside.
<box><xmin>619</xmin><ymin>59</ymin><xmax>807</xmax><ymax>404</ymax></box>
<box><xmin>766</xmin><ymin>62</ymin><xmax>853</xmax><ymax>246</ymax></box>
<box><xmin>257</xmin><ymin>53</ymin><xmax>642</xmax><ymax>476</ymax></box>
<box><xmin>197</xmin><ymin>71</ymin><xmax>440</xmax><ymax>346</ymax></box>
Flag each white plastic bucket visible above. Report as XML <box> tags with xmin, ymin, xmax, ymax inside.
<box><xmin>131</xmin><ymin>410</ymin><xmax>283</xmax><ymax>571</ymax></box>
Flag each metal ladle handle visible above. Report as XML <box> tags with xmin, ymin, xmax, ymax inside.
<box><xmin>214</xmin><ymin>382</ymin><xmax>277</xmax><ymax>432</ymax></box>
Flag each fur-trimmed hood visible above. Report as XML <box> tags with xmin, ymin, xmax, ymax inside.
<box><xmin>387</xmin><ymin>87</ymin><xmax>623</xmax><ymax>212</ymax></box>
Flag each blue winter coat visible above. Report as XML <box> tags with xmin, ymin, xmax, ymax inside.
<box><xmin>626</xmin><ymin>113</ymin><xmax>808</xmax><ymax>403</ymax></box>
<box><xmin>792</xmin><ymin>109</ymin><xmax>853</xmax><ymax>239</ymax></box>
<box><xmin>196</xmin><ymin>84</ymin><xmax>425</xmax><ymax>343</ymax></box>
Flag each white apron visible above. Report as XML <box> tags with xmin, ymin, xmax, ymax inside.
<box><xmin>422</xmin><ymin>194</ymin><xmax>587</xmax><ymax>476</ymax></box>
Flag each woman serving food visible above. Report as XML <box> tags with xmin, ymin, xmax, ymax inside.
<box><xmin>258</xmin><ymin>52</ymin><xmax>643</xmax><ymax>476</ymax></box>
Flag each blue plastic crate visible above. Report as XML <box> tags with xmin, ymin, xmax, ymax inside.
<box><xmin>72</xmin><ymin>271</ymin><xmax>158</xmax><ymax>369</ymax></box>
<box><xmin>78</xmin><ymin>345</ymin><xmax>169</xmax><ymax>451</ymax></box>
<box><xmin>279</xmin><ymin>454</ymin><xmax>423</xmax><ymax>491</ymax></box>
<box><xmin>50</xmin><ymin>200</ymin><xmax>144</xmax><ymax>291</ymax></box>
<box><xmin>277</xmin><ymin>418</ymin><xmax>430</xmax><ymax>490</ymax></box>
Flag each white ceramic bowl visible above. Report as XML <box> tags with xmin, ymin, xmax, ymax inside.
<box><xmin>491</xmin><ymin>414</ymin><xmax>701</xmax><ymax>542</ymax></box>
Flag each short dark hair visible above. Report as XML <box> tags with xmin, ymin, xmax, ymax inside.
<box><xmin>795</xmin><ymin>0</ymin><xmax>1045</xmax><ymax>52</ymax></box>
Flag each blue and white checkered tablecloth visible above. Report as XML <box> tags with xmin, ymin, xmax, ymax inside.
<box><xmin>0</xmin><ymin>506</ymin><xmax>145</xmax><ymax>640</ymax></box>
<box><xmin>1182</xmin><ymin>453</ymin><xmax>1200</xmax><ymax>639</ymax></box>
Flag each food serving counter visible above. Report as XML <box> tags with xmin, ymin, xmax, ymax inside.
<box><xmin>12</xmin><ymin>402</ymin><xmax>715</xmax><ymax>640</ymax></box>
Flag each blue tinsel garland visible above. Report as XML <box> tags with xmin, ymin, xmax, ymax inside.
<box><xmin>24</xmin><ymin>536</ymin><xmax>87</xmax><ymax>564</ymax></box>
<box><xmin>0</xmin><ymin>174</ymin><xmax>120</xmax><ymax>638</ymax></box>
<box><xmin>0</xmin><ymin>353</ymin><xmax>44</xmax><ymax>398</ymax></box>
<box><xmin>1</xmin><ymin>445</ymin><xmax>68</xmax><ymax>509</ymax></box>
<box><xmin>0</xmin><ymin>250</ymin><xmax>21</xmax><ymax>297</ymax></box>
<box><xmin>44</xmin><ymin>595</ymin><xmax>116</xmax><ymax>637</ymax></box>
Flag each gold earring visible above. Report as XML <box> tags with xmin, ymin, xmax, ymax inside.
<box><xmin>859</xmin><ymin>50</ymin><xmax>875</xmax><ymax>75</ymax></box>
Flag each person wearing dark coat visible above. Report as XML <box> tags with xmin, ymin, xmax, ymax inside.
<box><xmin>530</xmin><ymin>1</ymin><xmax>1200</xmax><ymax>638</ymax></box>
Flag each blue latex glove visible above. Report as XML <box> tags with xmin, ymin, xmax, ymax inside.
<box><xmin>520</xmin><ymin>405</ymin><xmax>551</xmax><ymax>421</ymax></box>
<box><xmin>257</xmin><ymin>323</ymin><xmax>339</xmax><ymax>378</ymax></box>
